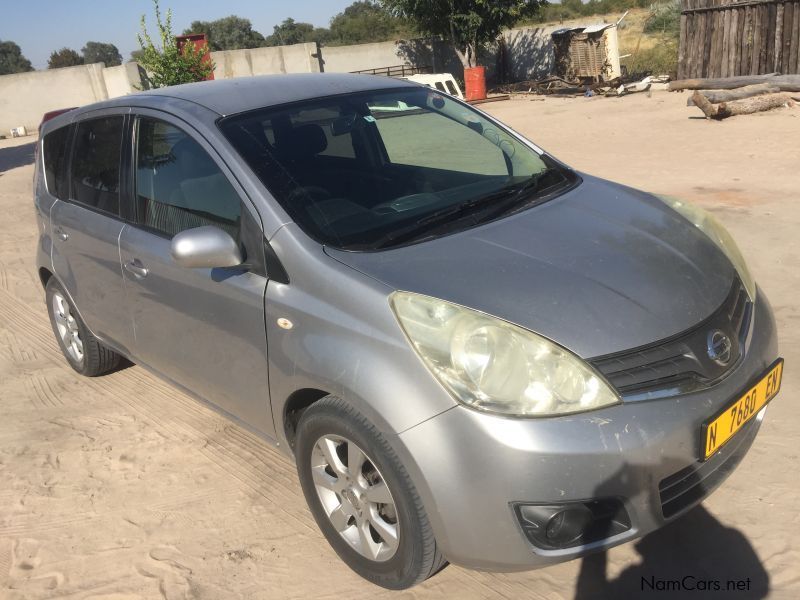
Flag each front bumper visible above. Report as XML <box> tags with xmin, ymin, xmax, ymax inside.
<box><xmin>393</xmin><ymin>290</ymin><xmax>779</xmax><ymax>571</ymax></box>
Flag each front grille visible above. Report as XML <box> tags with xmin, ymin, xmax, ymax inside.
<box><xmin>658</xmin><ymin>418</ymin><xmax>757</xmax><ymax>519</ymax></box>
<box><xmin>590</xmin><ymin>279</ymin><xmax>751</xmax><ymax>399</ymax></box>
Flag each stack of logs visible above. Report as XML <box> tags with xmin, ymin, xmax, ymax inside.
<box><xmin>668</xmin><ymin>74</ymin><xmax>800</xmax><ymax>119</ymax></box>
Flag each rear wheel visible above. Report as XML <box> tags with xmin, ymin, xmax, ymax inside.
<box><xmin>295</xmin><ymin>396</ymin><xmax>447</xmax><ymax>589</ymax></box>
<box><xmin>46</xmin><ymin>278</ymin><xmax>121</xmax><ymax>376</ymax></box>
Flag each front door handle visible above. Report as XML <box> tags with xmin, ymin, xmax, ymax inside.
<box><xmin>124</xmin><ymin>259</ymin><xmax>149</xmax><ymax>279</ymax></box>
<box><xmin>54</xmin><ymin>227</ymin><xmax>69</xmax><ymax>242</ymax></box>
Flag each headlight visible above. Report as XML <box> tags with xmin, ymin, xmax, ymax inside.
<box><xmin>658</xmin><ymin>196</ymin><xmax>755</xmax><ymax>301</ymax></box>
<box><xmin>390</xmin><ymin>292</ymin><xmax>620</xmax><ymax>417</ymax></box>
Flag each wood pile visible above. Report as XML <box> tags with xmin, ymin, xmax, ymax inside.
<box><xmin>669</xmin><ymin>74</ymin><xmax>800</xmax><ymax>119</ymax></box>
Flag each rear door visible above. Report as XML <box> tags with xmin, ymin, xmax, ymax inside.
<box><xmin>50</xmin><ymin>111</ymin><xmax>134</xmax><ymax>355</ymax></box>
<box><xmin>119</xmin><ymin>111</ymin><xmax>273</xmax><ymax>435</ymax></box>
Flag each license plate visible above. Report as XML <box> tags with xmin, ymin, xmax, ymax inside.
<box><xmin>701</xmin><ymin>359</ymin><xmax>783</xmax><ymax>460</ymax></box>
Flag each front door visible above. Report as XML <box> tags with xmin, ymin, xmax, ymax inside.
<box><xmin>119</xmin><ymin>113</ymin><xmax>273</xmax><ymax>436</ymax></box>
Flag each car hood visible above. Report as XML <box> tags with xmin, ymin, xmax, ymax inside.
<box><xmin>325</xmin><ymin>175</ymin><xmax>736</xmax><ymax>358</ymax></box>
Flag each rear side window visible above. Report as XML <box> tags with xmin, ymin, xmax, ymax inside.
<box><xmin>135</xmin><ymin>117</ymin><xmax>241</xmax><ymax>239</ymax></box>
<box><xmin>42</xmin><ymin>125</ymin><xmax>70</xmax><ymax>199</ymax></box>
<box><xmin>70</xmin><ymin>116</ymin><xmax>123</xmax><ymax>216</ymax></box>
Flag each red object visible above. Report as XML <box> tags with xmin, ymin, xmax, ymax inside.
<box><xmin>176</xmin><ymin>33</ymin><xmax>214</xmax><ymax>80</ymax></box>
<box><xmin>39</xmin><ymin>107</ymin><xmax>78</xmax><ymax>133</ymax></box>
<box><xmin>464</xmin><ymin>66</ymin><xmax>487</xmax><ymax>101</ymax></box>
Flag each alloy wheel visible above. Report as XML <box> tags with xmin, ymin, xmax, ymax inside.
<box><xmin>52</xmin><ymin>292</ymin><xmax>84</xmax><ymax>364</ymax></box>
<box><xmin>310</xmin><ymin>434</ymin><xmax>400</xmax><ymax>562</ymax></box>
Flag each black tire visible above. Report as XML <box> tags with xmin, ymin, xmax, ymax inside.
<box><xmin>45</xmin><ymin>278</ymin><xmax>121</xmax><ymax>377</ymax></box>
<box><xmin>295</xmin><ymin>396</ymin><xmax>447</xmax><ymax>589</ymax></box>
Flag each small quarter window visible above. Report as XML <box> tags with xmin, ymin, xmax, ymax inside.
<box><xmin>42</xmin><ymin>125</ymin><xmax>70</xmax><ymax>199</ymax></box>
<box><xmin>70</xmin><ymin>116</ymin><xmax>123</xmax><ymax>215</ymax></box>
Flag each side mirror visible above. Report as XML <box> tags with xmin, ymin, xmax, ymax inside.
<box><xmin>171</xmin><ymin>226</ymin><xmax>242</xmax><ymax>269</ymax></box>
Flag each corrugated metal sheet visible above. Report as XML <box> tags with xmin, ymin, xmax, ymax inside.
<box><xmin>569</xmin><ymin>34</ymin><xmax>607</xmax><ymax>78</ymax></box>
<box><xmin>551</xmin><ymin>24</ymin><xmax>620</xmax><ymax>81</ymax></box>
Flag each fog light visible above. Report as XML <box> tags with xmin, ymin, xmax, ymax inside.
<box><xmin>545</xmin><ymin>506</ymin><xmax>593</xmax><ymax>545</ymax></box>
<box><xmin>546</xmin><ymin>510</ymin><xmax>565</xmax><ymax>539</ymax></box>
<box><xmin>514</xmin><ymin>498</ymin><xmax>631</xmax><ymax>550</ymax></box>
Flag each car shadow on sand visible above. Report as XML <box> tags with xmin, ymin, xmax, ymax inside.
<box><xmin>0</xmin><ymin>140</ymin><xmax>36</xmax><ymax>175</ymax></box>
<box><xmin>573</xmin><ymin>459</ymin><xmax>769</xmax><ymax>600</ymax></box>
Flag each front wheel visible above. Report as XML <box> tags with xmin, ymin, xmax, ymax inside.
<box><xmin>295</xmin><ymin>396</ymin><xmax>447</xmax><ymax>589</ymax></box>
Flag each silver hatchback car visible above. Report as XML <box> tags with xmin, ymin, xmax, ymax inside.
<box><xmin>35</xmin><ymin>74</ymin><xmax>782</xmax><ymax>589</ymax></box>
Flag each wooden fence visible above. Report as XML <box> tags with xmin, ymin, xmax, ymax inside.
<box><xmin>678</xmin><ymin>0</ymin><xmax>800</xmax><ymax>79</ymax></box>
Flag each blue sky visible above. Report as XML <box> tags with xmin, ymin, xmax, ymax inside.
<box><xmin>1</xmin><ymin>0</ymin><xmax>355</xmax><ymax>69</ymax></box>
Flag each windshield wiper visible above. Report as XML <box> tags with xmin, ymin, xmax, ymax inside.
<box><xmin>370</xmin><ymin>185</ymin><xmax>526</xmax><ymax>249</ymax></box>
<box><xmin>369</xmin><ymin>170</ymin><xmax>567</xmax><ymax>250</ymax></box>
<box><xmin>474</xmin><ymin>169</ymin><xmax>568</xmax><ymax>224</ymax></box>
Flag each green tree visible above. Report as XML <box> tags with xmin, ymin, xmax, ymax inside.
<box><xmin>328</xmin><ymin>1</ymin><xmax>408</xmax><ymax>45</ymax></box>
<box><xmin>263</xmin><ymin>18</ymin><xmax>329</xmax><ymax>46</ymax></box>
<box><xmin>82</xmin><ymin>41</ymin><xmax>122</xmax><ymax>66</ymax></box>
<box><xmin>644</xmin><ymin>0</ymin><xmax>681</xmax><ymax>36</ymax></box>
<box><xmin>136</xmin><ymin>0</ymin><xmax>214</xmax><ymax>88</ymax></box>
<box><xmin>532</xmin><ymin>0</ymin><xmax>650</xmax><ymax>25</ymax></box>
<box><xmin>183</xmin><ymin>15</ymin><xmax>265</xmax><ymax>51</ymax></box>
<box><xmin>0</xmin><ymin>40</ymin><xmax>33</xmax><ymax>74</ymax></box>
<box><xmin>382</xmin><ymin>0</ymin><xmax>544</xmax><ymax>67</ymax></box>
<box><xmin>48</xmin><ymin>47</ymin><xmax>84</xmax><ymax>69</ymax></box>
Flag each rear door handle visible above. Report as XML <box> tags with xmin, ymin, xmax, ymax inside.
<box><xmin>124</xmin><ymin>259</ymin><xmax>149</xmax><ymax>279</ymax></box>
<box><xmin>54</xmin><ymin>227</ymin><xmax>69</xmax><ymax>241</ymax></box>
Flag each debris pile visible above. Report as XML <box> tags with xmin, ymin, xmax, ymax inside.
<box><xmin>490</xmin><ymin>13</ymin><xmax>645</xmax><ymax>99</ymax></box>
<box><xmin>669</xmin><ymin>74</ymin><xmax>800</xmax><ymax>120</ymax></box>
<box><xmin>493</xmin><ymin>74</ymin><xmax>668</xmax><ymax>98</ymax></box>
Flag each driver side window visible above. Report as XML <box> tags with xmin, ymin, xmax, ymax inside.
<box><xmin>135</xmin><ymin>117</ymin><xmax>241</xmax><ymax>239</ymax></box>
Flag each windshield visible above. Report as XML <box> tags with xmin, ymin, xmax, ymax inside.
<box><xmin>219</xmin><ymin>87</ymin><xmax>577</xmax><ymax>250</ymax></box>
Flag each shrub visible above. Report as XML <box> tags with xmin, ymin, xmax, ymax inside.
<box><xmin>136</xmin><ymin>0</ymin><xmax>214</xmax><ymax>88</ymax></box>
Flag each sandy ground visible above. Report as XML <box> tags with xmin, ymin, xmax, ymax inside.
<box><xmin>0</xmin><ymin>92</ymin><xmax>798</xmax><ymax>599</ymax></box>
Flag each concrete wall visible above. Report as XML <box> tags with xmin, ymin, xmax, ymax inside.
<box><xmin>501</xmin><ymin>25</ymin><xmax>559</xmax><ymax>82</ymax></box>
<box><xmin>0</xmin><ymin>62</ymin><xmax>144</xmax><ymax>134</ymax></box>
<box><xmin>322</xmin><ymin>38</ymin><xmax>465</xmax><ymax>79</ymax></box>
<box><xmin>210</xmin><ymin>43</ymin><xmax>321</xmax><ymax>79</ymax></box>
<box><xmin>103</xmin><ymin>62</ymin><xmax>145</xmax><ymax>97</ymax></box>
<box><xmin>323</xmin><ymin>40</ymin><xmax>408</xmax><ymax>73</ymax></box>
<box><xmin>211</xmin><ymin>39</ymin><xmax>461</xmax><ymax>78</ymax></box>
<box><xmin>1</xmin><ymin>63</ymin><xmax>104</xmax><ymax>133</ymax></box>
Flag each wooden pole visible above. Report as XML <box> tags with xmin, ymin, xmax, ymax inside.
<box><xmin>686</xmin><ymin>83</ymin><xmax>781</xmax><ymax>105</ymax></box>
<box><xmin>668</xmin><ymin>73</ymin><xmax>800</xmax><ymax>91</ymax></box>
<box><xmin>692</xmin><ymin>90</ymin><xmax>795</xmax><ymax>119</ymax></box>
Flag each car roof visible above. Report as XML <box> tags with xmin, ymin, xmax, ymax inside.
<box><xmin>126</xmin><ymin>73</ymin><xmax>419</xmax><ymax>116</ymax></box>
<box><xmin>143</xmin><ymin>73</ymin><xmax>418</xmax><ymax>116</ymax></box>
<box><xmin>39</xmin><ymin>73</ymin><xmax>422</xmax><ymax>136</ymax></box>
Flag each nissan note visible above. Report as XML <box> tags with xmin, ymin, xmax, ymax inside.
<box><xmin>34</xmin><ymin>73</ymin><xmax>782</xmax><ymax>589</ymax></box>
